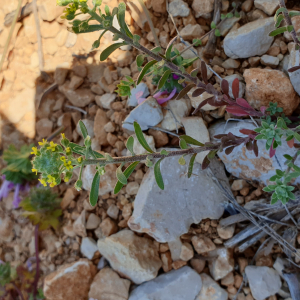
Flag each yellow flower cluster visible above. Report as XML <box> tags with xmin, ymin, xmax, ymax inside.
<box><xmin>31</xmin><ymin>147</ymin><xmax>38</xmax><ymax>155</ymax></box>
<box><xmin>61</xmin><ymin>156</ymin><xmax>73</xmax><ymax>171</ymax></box>
<box><xmin>47</xmin><ymin>141</ymin><xmax>58</xmax><ymax>152</ymax></box>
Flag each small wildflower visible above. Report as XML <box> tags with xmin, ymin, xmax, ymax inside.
<box><xmin>61</xmin><ymin>133</ymin><xmax>66</xmax><ymax>139</ymax></box>
<box><xmin>38</xmin><ymin>179</ymin><xmax>47</xmax><ymax>187</ymax></box>
<box><xmin>32</xmin><ymin>169</ymin><xmax>38</xmax><ymax>175</ymax></box>
<box><xmin>47</xmin><ymin>141</ymin><xmax>58</xmax><ymax>152</ymax></box>
<box><xmin>64</xmin><ymin>161</ymin><xmax>73</xmax><ymax>171</ymax></box>
<box><xmin>77</xmin><ymin>157</ymin><xmax>82</xmax><ymax>163</ymax></box>
<box><xmin>38</xmin><ymin>139</ymin><xmax>47</xmax><ymax>146</ymax></box>
<box><xmin>60</xmin><ymin>156</ymin><xmax>66</xmax><ymax>162</ymax></box>
<box><xmin>47</xmin><ymin>175</ymin><xmax>57</xmax><ymax>188</ymax></box>
<box><xmin>66</xmin><ymin>147</ymin><xmax>71</xmax><ymax>155</ymax></box>
<box><xmin>31</xmin><ymin>147</ymin><xmax>38</xmax><ymax>155</ymax></box>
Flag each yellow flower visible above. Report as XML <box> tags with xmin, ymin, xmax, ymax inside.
<box><xmin>64</xmin><ymin>161</ymin><xmax>73</xmax><ymax>171</ymax></box>
<box><xmin>31</xmin><ymin>147</ymin><xmax>38</xmax><ymax>155</ymax></box>
<box><xmin>61</xmin><ymin>133</ymin><xmax>66</xmax><ymax>139</ymax></box>
<box><xmin>66</xmin><ymin>147</ymin><xmax>71</xmax><ymax>155</ymax></box>
<box><xmin>47</xmin><ymin>175</ymin><xmax>57</xmax><ymax>187</ymax></box>
<box><xmin>77</xmin><ymin>157</ymin><xmax>82</xmax><ymax>163</ymax></box>
<box><xmin>38</xmin><ymin>139</ymin><xmax>47</xmax><ymax>146</ymax></box>
<box><xmin>38</xmin><ymin>179</ymin><xmax>47</xmax><ymax>187</ymax></box>
<box><xmin>32</xmin><ymin>169</ymin><xmax>38</xmax><ymax>175</ymax></box>
<box><xmin>47</xmin><ymin>141</ymin><xmax>57</xmax><ymax>152</ymax></box>
<box><xmin>60</xmin><ymin>156</ymin><xmax>66</xmax><ymax>162</ymax></box>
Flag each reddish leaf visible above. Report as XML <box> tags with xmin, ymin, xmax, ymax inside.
<box><xmin>236</xmin><ymin>98</ymin><xmax>253</xmax><ymax>109</ymax></box>
<box><xmin>192</xmin><ymin>99</ymin><xmax>210</xmax><ymax>115</ymax></box>
<box><xmin>214</xmin><ymin>134</ymin><xmax>228</xmax><ymax>139</ymax></box>
<box><xmin>269</xmin><ymin>139</ymin><xmax>276</xmax><ymax>158</ymax></box>
<box><xmin>246</xmin><ymin>141</ymin><xmax>253</xmax><ymax>151</ymax></box>
<box><xmin>287</xmin><ymin>138</ymin><xmax>294</xmax><ymax>148</ymax></box>
<box><xmin>260</xmin><ymin>106</ymin><xmax>266</xmax><ymax>114</ymax></box>
<box><xmin>192</xmin><ymin>88</ymin><xmax>205</xmax><ymax>97</ymax></box>
<box><xmin>176</xmin><ymin>83</ymin><xmax>195</xmax><ymax>100</ymax></box>
<box><xmin>288</xmin><ymin>66</ymin><xmax>300</xmax><ymax>72</ymax></box>
<box><xmin>226</xmin><ymin>106</ymin><xmax>249</xmax><ymax>116</ymax></box>
<box><xmin>202</xmin><ymin>155</ymin><xmax>211</xmax><ymax>170</ymax></box>
<box><xmin>232</xmin><ymin>78</ymin><xmax>240</xmax><ymax>99</ymax></box>
<box><xmin>221</xmin><ymin>79</ymin><xmax>229</xmax><ymax>97</ymax></box>
<box><xmin>207</xmin><ymin>96</ymin><xmax>227</xmax><ymax>107</ymax></box>
<box><xmin>225</xmin><ymin>146</ymin><xmax>235</xmax><ymax>155</ymax></box>
<box><xmin>253</xmin><ymin>140</ymin><xmax>258</xmax><ymax>157</ymax></box>
<box><xmin>239</xmin><ymin>129</ymin><xmax>257</xmax><ymax>135</ymax></box>
<box><xmin>201</xmin><ymin>61</ymin><xmax>208</xmax><ymax>84</ymax></box>
<box><xmin>206</xmin><ymin>83</ymin><xmax>215</xmax><ymax>94</ymax></box>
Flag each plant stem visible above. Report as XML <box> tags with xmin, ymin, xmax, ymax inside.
<box><xmin>12</xmin><ymin>283</ymin><xmax>24</xmax><ymax>300</ymax></box>
<box><xmin>33</xmin><ymin>225</ymin><xmax>40</xmax><ymax>300</ymax></box>
<box><xmin>84</xmin><ymin>144</ymin><xmax>220</xmax><ymax>166</ymax></box>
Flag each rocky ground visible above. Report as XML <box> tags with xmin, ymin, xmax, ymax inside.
<box><xmin>1</xmin><ymin>0</ymin><xmax>300</xmax><ymax>299</ymax></box>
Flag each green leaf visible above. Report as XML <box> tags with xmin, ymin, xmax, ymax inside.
<box><xmin>288</xmin><ymin>191</ymin><xmax>296</xmax><ymax>200</ymax></box>
<box><xmin>100</xmin><ymin>42</ymin><xmax>125</xmax><ymax>61</ymax></box>
<box><xmin>271</xmin><ymin>193</ymin><xmax>279</xmax><ymax>204</ymax></box>
<box><xmin>294</xmin><ymin>132</ymin><xmax>300</xmax><ymax>142</ymax></box>
<box><xmin>89</xmin><ymin>172</ymin><xmax>100</xmax><ymax>206</ymax></box>
<box><xmin>211</xmin><ymin>21</ymin><xmax>216</xmax><ymax>29</ymax></box>
<box><xmin>133</xmin><ymin>34</ymin><xmax>141</xmax><ymax>44</ymax></box>
<box><xmin>117</xmin><ymin>2</ymin><xmax>133</xmax><ymax>38</ymax></box>
<box><xmin>214</xmin><ymin>29</ymin><xmax>221</xmax><ymax>37</ymax></box>
<box><xmin>179</xmin><ymin>139</ymin><xmax>188</xmax><ymax>149</ymax></box>
<box><xmin>275</xmin><ymin>7</ymin><xmax>287</xmax><ymax>19</ymax></box>
<box><xmin>133</xmin><ymin>122</ymin><xmax>154</xmax><ymax>153</ymax></box>
<box><xmin>234</xmin><ymin>12</ymin><xmax>240</xmax><ymax>18</ymax></box>
<box><xmin>192</xmin><ymin>38</ymin><xmax>202</xmax><ymax>46</ymax></box>
<box><xmin>283</xmin><ymin>154</ymin><xmax>293</xmax><ymax>160</ymax></box>
<box><xmin>154</xmin><ymin>159</ymin><xmax>164</xmax><ymax>190</ymax></box>
<box><xmin>275</xmin><ymin>14</ymin><xmax>284</xmax><ymax>27</ymax></box>
<box><xmin>276</xmin><ymin>169</ymin><xmax>284</xmax><ymax>177</ymax></box>
<box><xmin>287</xmin><ymin>25</ymin><xmax>294</xmax><ymax>32</ymax></box>
<box><xmin>269</xmin><ymin>175</ymin><xmax>279</xmax><ymax>181</ymax></box>
<box><xmin>151</xmin><ymin>46</ymin><xmax>161</xmax><ymax>54</ymax></box>
<box><xmin>180</xmin><ymin>135</ymin><xmax>204</xmax><ymax>146</ymax></box>
<box><xmin>188</xmin><ymin>153</ymin><xmax>197</xmax><ymax>178</ymax></box>
<box><xmin>114</xmin><ymin>161</ymin><xmax>140</xmax><ymax>194</ymax></box>
<box><xmin>269</xmin><ymin>27</ymin><xmax>287</xmax><ymax>36</ymax></box>
<box><xmin>255</xmin><ymin>134</ymin><xmax>266</xmax><ymax>140</ymax></box>
<box><xmin>105</xmin><ymin>5</ymin><xmax>110</xmax><ymax>15</ymax></box>
<box><xmin>137</xmin><ymin>60</ymin><xmax>157</xmax><ymax>84</ymax></box>
<box><xmin>165</xmin><ymin>42</ymin><xmax>173</xmax><ymax>60</ymax></box>
<box><xmin>293</xmin><ymin>164</ymin><xmax>300</xmax><ymax>172</ymax></box>
<box><xmin>126</xmin><ymin>136</ymin><xmax>135</xmax><ymax>155</ymax></box>
<box><xmin>160</xmin><ymin>149</ymin><xmax>169</xmax><ymax>155</ymax></box>
<box><xmin>112</xmin><ymin>7</ymin><xmax>118</xmax><ymax>16</ymax></box>
<box><xmin>116</xmin><ymin>165</ymin><xmax>127</xmax><ymax>185</ymax></box>
<box><xmin>136</xmin><ymin>54</ymin><xmax>145</xmax><ymax>67</ymax></box>
<box><xmin>78</xmin><ymin>120</ymin><xmax>88</xmax><ymax>139</ymax></box>
<box><xmin>158</xmin><ymin>70</ymin><xmax>172</xmax><ymax>90</ymax></box>
<box><xmin>178</xmin><ymin>156</ymin><xmax>186</xmax><ymax>165</ymax></box>
<box><xmin>226</xmin><ymin>12</ymin><xmax>233</xmax><ymax>18</ymax></box>
<box><xmin>289</xmin><ymin>11</ymin><xmax>300</xmax><ymax>18</ymax></box>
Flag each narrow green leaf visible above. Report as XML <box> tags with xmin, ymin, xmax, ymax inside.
<box><xmin>133</xmin><ymin>122</ymin><xmax>154</xmax><ymax>153</ymax></box>
<box><xmin>190</xmin><ymin>68</ymin><xmax>198</xmax><ymax>77</ymax></box>
<box><xmin>160</xmin><ymin>149</ymin><xmax>169</xmax><ymax>155</ymax></box>
<box><xmin>275</xmin><ymin>7</ymin><xmax>287</xmax><ymax>19</ymax></box>
<box><xmin>211</xmin><ymin>21</ymin><xmax>216</xmax><ymax>29</ymax></box>
<box><xmin>275</xmin><ymin>14</ymin><xmax>284</xmax><ymax>27</ymax></box>
<box><xmin>269</xmin><ymin>175</ymin><xmax>279</xmax><ymax>181</ymax></box>
<box><xmin>188</xmin><ymin>153</ymin><xmax>197</xmax><ymax>178</ymax></box>
<box><xmin>176</xmin><ymin>83</ymin><xmax>195</xmax><ymax>100</ymax></box>
<box><xmin>271</xmin><ymin>193</ymin><xmax>278</xmax><ymax>204</ymax></box>
<box><xmin>117</xmin><ymin>2</ymin><xmax>133</xmax><ymax>38</ymax></box>
<box><xmin>90</xmin><ymin>172</ymin><xmax>100</xmax><ymax>206</ymax></box>
<box><xmin>180</xmin><ymin>135</ymin><xmax>204</xmax><ymax>146</ymax></box>
<box><xmin>293</xmin><ymin>164</ymin><xmax>300</xmax><ymax>172</ymax></box>
<box><xmin>105</xmin><ymin>5</ymin><xmax>110</xmax><ymax>15</ymax></box>
<box><xmin>137</xmin><ymin>60</ymin><xmax>157</xmax><ymax>84</ymax></box>
<box><xmin>178</xmin><ymin>156</ymin><xmax>186</xmax><ymax>165</ymax></box>
<box><xmin>179</xmin><ymin>139</ymin><xmax>188</xmax><ymax>149</ymax></box>
<box><xmin>283</xmin><ymin>154</ymin><xmax>293</xmax><ymax>161</ymax></box>
<box><xmin>79</xmin><ymin>120</ymin><xmax>88</xmax><ymax>139</ymax></box>
<box><xmin>269</xmin><ymin>27</ymin><xmax>287</xmax><ymax>36</ymax></box>
<box><xmin>72</xmin><ymin>24</ymin><xmax>104</xmax><ymax>34</ymax></box>
<box><xmin>165</xmin><ymin>39</ymin><xmax>174</xmax><ymax>60</ymax></box>
<box><xmin>114</xmin><ymin>161</ymin><xmax>140</xmax><ymax>194</ymax></box>
<box><xmin>151</xmin><ymin>46</ymin><xmax>161</xmax><ymax>54</ymax></box>
<box><xmin>226</xmin><ymin>12</ymin><xmax>233</xmax><ymax>18</ymax></box>
<box><xmin>294</xmin><ymin>132</ymin><xmax>300</xmax><ymax>142</ymax></box>
<box><xmin>215</xmin><ymin>29</ymin><xmax>221</xmax><ymax>37</ymax></box>
<box><xmin>154</xmin><ymin>159</ymin><xmax>164</xmax><ymax>190</ymax></box>
<box><xmin>100</xmin><ymin>42</ymin><xmax>125</xmax><ymax>61</ymax></box>
<box><xmin>287</xmin><ymin>25</ymin><xmax>294</xmax><ymax>32</ymax></box>
<box><xmin>126</xmin><ymin>136</ymin><xmax>135</xmax><ymax>155</ymax></box>
<box><xmin>116</xmin><ymin>165</ymin><xmax>127</xmax><ymax>185</ymax></box>
<box><xmin>112</xmin><ymin>7</ymin><xmax>118</xmax><ymax>16</ymax></box>
<box><xmin>158</xmin><ymin>70</ymin><xmax>172</xmax><ymax>90</ymax></box>
<box><xmin>276</xmin><ymin>169</ymin><xmax>284</xmax><ymax>177</ymax></box>
<box><xmin>136</xmin><ymin>54</ymin><xmax>145</xmax><ymax>67</ymax></box>
<box><xmin>289</xmin><ymin>11</ymin><xmax>300</xmax><ymax>18</ymax></box>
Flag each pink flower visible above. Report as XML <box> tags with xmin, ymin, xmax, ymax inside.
<box><xmin>137</xmin><ymin>88</ymin><xmax>177</xmax><ymax>105</ymax></box>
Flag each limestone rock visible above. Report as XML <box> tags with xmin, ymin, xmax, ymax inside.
<box><xmin>196</xmin><ymin>273</ymin><xmax>228</xmax><ymax>300</ymax></box>
<box><xmin>86</xmin><ymin>213</ymin><xmax>101</xmax><ymax>230</ymax></box>
<box><xmin>288</xmin><ymin>47</ymin><xmax>300</xmax><ymax>96</ymax></box>
<box><xmin>161</xmin><ymin>98</ymin><xmax>192</xmax><ymax>131</ymax></box>
<box><xmin>73</xmin><ymin>210</ymin><xmax>86</xmax><ymax>237</ymax></box>
<box><xmin>244</xmin><ymin>68</ymin><xmax>300</xmax><ymax>115</ymax></box>
<box><xmin>224</xmin><ymin>18</ymin><xmax>274</xmax><ymax>58</ymax></box>
<box><xmin>187</xmin><ymin>89</ymin><xmax>217</xmax><ymax>111</ymax></box>
<box><xmin>36</xmin><ymin>118</ymin><xmax>53</xmax><ymax>138</ymax></box>
<box><xmin>191</xmin><ymin>235</ymin><xmax>216</xmax><ymax>254</ymax></box>
<box><xmin>89</xmin><ymin>268</ymin><xmax>131</xmax><ymax>300</ymax></box>
<box><xmin>59</xmin><ymin>83</ymin><xmax>95</xmax><ymax>107</ymax></box>
<box><xmin>260</xmin><ymin>54</ymin><xmax>279</xmax><ymax>67</ymax></box>
<box><xmin>217</xmin><ymin>224</ymin><xmax>235</xmax><ymax>239</ymax></box>
<box><xmin>254</xmin><ymin>0</ymin><xmax>279</xmax><ymax>16</ymax></box>
<box><xmin>43</xmin><ymin>259</ymin><xmax>96</xmax><ymax>300</ymax></box>
<box><xmin>131</xmin><ymin>133</ymin><xmax>156</xmax><ymax>155</ymax></box>
<box><xmin>94</xmin><ymin>108</ymin><xmax>109</xmax><ymax>146</ymax></box>
<box><xmin>38</xmin><ymin>0</ymin><xmax>64</xmax><ymax>21</ymax></box>
<box><xmin>169</xmin><ymin>0</ymin><xmax>190</xmax><ymax>17</ymax></box>
<box><xmin>128</xmin><ymin>83</ymin><xmax>150</xmax><ymax>107</ymax></box>
<box><xmin>245</xmin><ymin>266</ymin><xmax>281</xmax><ymax>300</ymax></box>
<box><xmin>179</xmin><ymin>24</ymin><xmax>205</xmax><ymax>41</ymax></box>
<box><xmin>95</xmin><ymin>93</ymin><xmax>117</xmax><ymax>109</ymax></box>
<box><xmin>209</xmin><ymin>120</ymin><xmax>300</xmax><ymax>185</ymax></box>
<box><xmin>128</xmin><ymin>154</ymin><xmax>227</xmax><ymax>242</ymax></box>
<box><xmin>207</xmin><ymin>247</ymin><xmax>234</xmax><ymax>280</ymax></box>
<box><xmin>182</xmin><ymin>117</ymin><xmax>210</xmax><ymax>164</ymax></box>
<box><xmin>97</xmin><ymin>230</ymin><xmax>162</xmax><ymax>284</ymax></box>
<box><xmin>129</xmin><ymin>266</ymin><xmax>202</xmax><ymax>300</ymax></box>
<box><xmin>123</xmin><ymin>97</ymin><xmax>163</xmax><ymax>131</ymax></box>
<box><xmin>192</xmin><ymin>0</ymin><xmax>214</xmax><ymax>18</ymax></box>
<box><xmin>61</xmin><ymin>188</ymin><xmax>79</xmax><ymax>209</ymax></box>
<box><xmin>80</xmin><ymin>237</ymin><xmax>98</xmax><ymax>259</ymax></box>
<box><xmin>151</xmin><ymin>0</ymin><xmax>166</xmax><ymax>13</ymax></box>
<box><xmin>222</xmin><ymin>58</ymin><xmax>240</xmax><ymax>69</ymax></box>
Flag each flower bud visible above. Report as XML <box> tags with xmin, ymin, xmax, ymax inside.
<box><xmin>75</xmin><ymin>179</ymin><xmax>82</xmax><ymax>191</ymax></box>
<box><xmin>61</xmin><ymin>133</ymin><xmax>70</xmax><ymax>148</ymax></box>
<box><xmin>84</xmin><ymin>135</ymin><xmax>92</xmax><ymax>148</ymax></box>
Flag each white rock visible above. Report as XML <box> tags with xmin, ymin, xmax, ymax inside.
<box><xmin>168</xmin><ymin>238</ymin><xmax>183</xmax><ymax>261</ymax></box>
<box><xmin>219</xmin><ymin>13</ymin><xmax>242</xmax><ymax>36</ymax></box>
<box><xmin>128</xmin><ymin>83</ymin><xmax>150</xmax><ymax>107</ymax></box>
<box><xmin>168</xmin><ymin>0</ymin><xmax>190</xmax><ymax>17</ymax></box>
<box><xmin>245</xmin><ymin>266</ymin><xmax>282</xmax><ymax>300</ymax></box>
<box><xmin>107</xmin><ymin>204</ymin><xmax>120</xmax><ymax>220</ymax></box>
<box><xmin>97</xmin><ymin>230</ymin><xmax>162</xmax><ymax>284</ymax></box>
<box><xmin>95</xmin><ymin>93</ymin><xmax>116</xmax><ymax>109</ymax></box>
<box><xmin>76</xmin><ymin>119</ymin><xmax>94</xmax><ymax>138</ymax></box>
<box><xmin>196</xmin><ymin>273</ymin><xmax>228</xmax><ymax>300</ymax></box>
<box><xmin>254</xmin><ymin>0</ymin><xmax>279</xmax><ymax>16</ymax></box>
<box><xmin>217</xmin><ymin>224</ymin><xmax>235</xmax><ymax>239</ymax></box>
<box><xmin>192</xmin><ymin>0</ymin><xmax>214</xmax><ymax>18</ymax></box>
<box><xmin>131</xmin><ymin>133</ymin><xmax>156</xmax><ymax>155</ymax></box>
<box><xmin>129</xmin><ymin>266</ymin><xmax>202</xmax><ymax>300</ymax></box>
<box><xmin>86</xmin><ymin>213</ymin><xmax>101</xmax><ymax>230</ymax></box>
<box><xmin>128</xmin><ymin>153</ymin><xmax>227</xmax><ymax>242</ymax></box>
<box><xmin>187</xmin><ymin>89</ymin><xmax>217</xmax><ymax>111</ymax></box>
<box><xmin>182</xmin><ymin>117</ymin><xmax>210</xmax><ymax>164</ymax></box>
<box><xmin>123</xmin><ymin>97</ymin><xmax>163</xmax><ymax>131</ymax></box>
<box><xmin>288</xmin><ymin>47</ymin><xmax>300</xmax><ymax>96</ymax></box>
<box><xmin>261</xmin><ymin>54</ymin><xmax>279</xmax><ymax>67</ymax></box>
<box><xmin>80</xmin><ymin>237</ymin><xmax>98</xmax><ymax>259</ymax></box>
<box><xmin>73</xmin><ymin>210</ymin><xmax>86</xmax><ymax>237</ymax></box>
<box><xmin>160</xmin><ymin>98</ymin><xmax>192</xmax><ymax>131</ymax></box>
<box><xmin>222</xmin><ymin>58</ymin><xmax>240</xmax><ymax>69</ymax></box>
<box><xmin>207</xmin><ymin>247</ymin><xmax>234</xmax><ymax>280</ymax></box>
<box><xmin>224</xmin><ymin>74</ymin><xmax>245</xmax><ymax>99</ymax></box>
<box><xmin>273</xmin><ymin>257</ymin><xmax>289</xmax><ymax>278</ymax></box>
<box><xmin>224</xmin><ymin>18</ymin><xmax>274</xmax><ymax>58</ymax></box>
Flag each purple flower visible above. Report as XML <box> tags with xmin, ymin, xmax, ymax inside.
<box><xmin>0</xmin><ymin>176</ymin><xmax>14</xmax><ymax>200</ymax></box>
<box><xmin>153</xmin><ymin>87</ymin><xmax>177</xmax><ymax>105</ymax></box>
<box><xmin>172</xmin><ymin>74</ymin><xmax>180</xmax><ymax>80</ymax></box>
<box><xmin>12</xmin><ymin>184</ymin><xmax>22</xmax><ymax>209</ymax></box>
